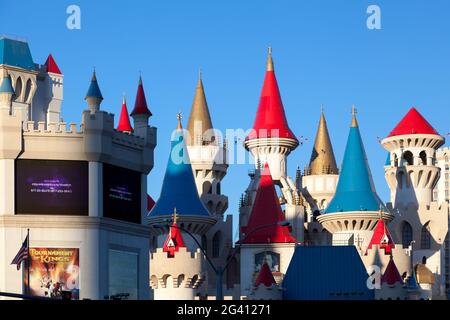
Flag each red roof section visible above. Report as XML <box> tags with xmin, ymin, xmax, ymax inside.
<box><xmin>381</xmin><ymin>257</ymin><xmax>403</xmax><ymax>285</ymax></box>
<box><xmin>241</xmin><ymin>164</ymin><xmax>297</xmax><ymax>244</ymax></box>
<box><xmin>255</xmin><ymin>262</ymin><xmax>277</xmax><ymax>287</ymax></box>
<box><xmin>117</xmin><ymin>96</ymin><xmax>134</xmax><ymax>133</ymax></box>
<box><xmin>366</xmin><ymin>219</ymin><xmax>395</xmax><ymax>255</ymax></box>
<box><xmin>163</xmin><ymin>223</ymin><xmax>186</xmax><ymax>257</ymax></box>
<box><xmin>130</xmin><ymin>77</ymin><xmax>152</xmax><ymax>117</ymax></box>
<box><xmin>45</xmin><ymin>54</ymin><xmax>62</xmax><ymax>75</ymax></box>
<box><xmin>147</xmin><ymin>194</ymin><xmax>155</xmax><ymax>212</ymax></box>
<box><xmin>388</xmin><ymin>107</ymin><xmax>439</xmax><ymax>137</ymax></box>
<box><xmin>246</xmin><ymin>56</ymin><xmax>297</xmax><ymax>141</ymax></box>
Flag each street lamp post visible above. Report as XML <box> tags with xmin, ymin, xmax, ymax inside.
<box><xmin>152</xmin><ymin>220</ymin><xmax>291</xmax><ymax>300</ymax></box>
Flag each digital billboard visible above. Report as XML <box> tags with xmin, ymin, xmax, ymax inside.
<box><xmin>15</xmin><ymin>160</ymin><xmax>89</xmax><ymax>215</ymax></box>
<box><xmin>103</xmin><ymin>163</ymin><xmax>141</xmax><ymax>224</ymax></box>
<box><xmin>29</xmin><ymin>248</ymin><xmax>80</xmax><ymax>300</ymax></box>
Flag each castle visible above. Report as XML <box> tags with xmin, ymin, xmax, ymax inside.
<box><xmin>1</xmin><ymin>35</ymin><xmax>449</xmax><ymax>300</ymax></box>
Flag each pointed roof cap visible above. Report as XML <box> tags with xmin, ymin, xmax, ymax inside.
<box><xmin>85</xmin><ymin>70</ymin><xmax>103</xmax><ymax>100</ymax></box>
<box><xmin>0</xmin><ymin>71</ymin><xmax>14</xmax><ymax>94</ymax></box>
<box><xmin>308</xmin><ymin>109</ymin><xmax>338</xmax><ymax>175</ymax></box>
<box><xmin>130</xmin><ymin>76</ymin><xmax>152</xmax><ymax>117</ymax></box>
<box><xmin>366</xmin><ymin>218</ymin><xmax>395</xmax><ymax>254</ymax></box>
<box><xmin>149</xmin><ymin>116</ymin><xmax>210</xmax><ymax>217</ymax></box>
<box><xmin>246</xmin><ymin>48</ymin><xmax>297</xmax><ymax>141</ymax></box>
<box><xmin>186</xmin><ymin>73</ymin><xmax>214</xmax><ymax>145</ymax></box>
<box><xmin>163</xmin><ymin>210</ymin><xmax>187</xmax><ymax>257</ymax></box>
<box><xmin>324</xmin><ymin>110</ymin><xmax>386</xmax><ymax>213</ymax></box>
<box><xmin>381</xmin><ymin>256</ymin><xmax>403</xmax><ymax>285</ymax></box>
<box><xmin>45</xmin><ymin>54</ymin><xmax>62</xmax><ymax>74</ymax></box>
<box><xmin>388</xmin><ymin>107</ymin><xmax>440</xmax><ymax>137</ymax></box>
<box><xmin>116</xmin><ymin>96</ymin><xmax>133</xmax><ymax>133</ymax></box>
<box><xmin>255</xmin><ymin>262</ymin><xmax>277</xmax><ymax>287</ymax></box>
<box><xmin>241</xmin><ymin>163</ymin><xmax>297</xmax><ymax>244</ymax></box>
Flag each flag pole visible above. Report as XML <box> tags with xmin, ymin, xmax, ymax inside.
<box><xmin>26</xmin><ymin>228</ymin><xmax>30</xmax><ymax>296</ymax></box>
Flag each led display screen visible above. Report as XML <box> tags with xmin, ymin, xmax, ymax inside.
<box><xmin>15</xmin><ymin>160</ymin><xmax>88</xmax><ymax>215</ymax></box>
<box><xmin>103</xmin><ymin>163</ymin><xmax>141</xmax><ymax>224</ymax></box>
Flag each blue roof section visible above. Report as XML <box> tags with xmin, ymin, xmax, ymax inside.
<box><xmin>324</xmin><ymin>124</ymin><xmax>386</xmax><ymax>213</ymax></box>
<box><xmin>0</xmin><ymin>37</ymin><xmax>35</xmax><ymax>70</ymax></box>
<box><xmin>149</xmin><ymin>130</ymin><xmax>210</xmax><ymax>217</ymax></box>
<box><xmin>385</xmin><ymin>152</ymin><xmax>391</xmax><ymax>166</ymax></box>
<box><xmin>0</xmin><ymin>75</ymin><xmax>14</xmax><ymax>94</ymax></box>
<box><xmin>283</xmin><ymin>246</ymin><xmax>374</xmax><ymax>300</ymax></box>
<box><xmin>85</xmin><ymin>72</ymin><xmax>103</xmax><ymax>99</ymax></box>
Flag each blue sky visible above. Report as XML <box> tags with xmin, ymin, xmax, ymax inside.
<box><xmin>1</xmin><ymin>1</ymin><xmax>449</xmax><ymax>236</ymax></box>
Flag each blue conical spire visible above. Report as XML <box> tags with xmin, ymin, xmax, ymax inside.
<box><xmin>0</xmin><ymin>73</ymin><xmax>14</xmax><ymax>94</ymax></box>
<box><xmin>324</xmin><ymin>108</ymin><xmax>386</xmax><ymax>213</ymax></box>
<box><xmin>84</xmin><ymin>70</ymin><xmax>103</xmax><ymax>100</ymax></box>
<box><xmin>149</xmin><ymin>114</ymin><xmax>210</xmax><ymax>217</ymax></box>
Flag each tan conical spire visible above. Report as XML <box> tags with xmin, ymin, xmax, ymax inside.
<box><xmin>186</xmin><ymin>73</ymin><xmax>214</xmax><ymax>145</ymax></box>
<box><xmin>308</xmin><ymin>108</ymin><xmax>339</xmax><ymax>175</ymax></box>
<box><xmin>351</xmin><ymin>105</ymin><xmax>359</xmax><ymax>127</ymax></box>
<box><xmin>176</xmin><ymin>112</ymin><xmax>183</xmax><ymax>131</ymax></box>
<box><xmin>266</xmin><ymin>46</ymin><xmax>274</xmax><ymax>71</ymax></box>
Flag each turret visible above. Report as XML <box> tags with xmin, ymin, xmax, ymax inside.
<box><xmin>116</xmin><ymin>95</ymin><xmax>133</xmax><ymax>133</ymax></box>
<box><xmin>44</xmin><ymin>54</ymin><xmax>63</xmax><ymax>123</ymax></box>
<box><xmin>150</xmin><ymin>212</ymin><xmax>206</xmax><ymax>300</ymax></box>
<box><xmin>239</xmin><ymin>163</ymin><xmax>297</xmax><ymax>298</ymax></box>
<box><xmin>130</xmin><ymin>76</ymin><xmax>152</xmax><ymax>138</ymax></box>
<box><xmin>318</xmin><ymin>107</ymin><xmax>394</xmax><ymax>247</ymax></box>
<box><xmin>84</xmin><ymin>70</ymin><xmax>103</xmax><ymax>114</ymax></box>
<box><xmin>375</xmin><ymin>255</ymin><xmax>406</xmax><ymax>300</ymax></box>
<box><xmin>185</xmin><ymin>73</ymin><xmax>228</xmax><ymax>216</ymax></box>
<box><xmin>244</xmin><ymin>47</ymin><xmax>298</xmax><ymax>182</ymax></box>
<box><xmin>382</xmin><ymin>107</ymin><xmax>445</xmax><ymax>206</ymax></box>
<box><xmin>247</xmin><ymin>262</ymin><xmax>282</xmax><ymax>300</ymax></box>
<box><xmin>0</xmin><ymin>70</ymin><xmax>14</xmax><ymax>113</ymax></box>
<box><xmin>302</xmin><ymin>109</ymin><xmax>339</xmax><ymax>220</ymax></box>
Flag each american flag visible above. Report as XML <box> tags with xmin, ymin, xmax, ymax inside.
<box><xmin>11</xmin><ymin>235</ymin><xmax>29</xmax><ymax>271</ymax></box>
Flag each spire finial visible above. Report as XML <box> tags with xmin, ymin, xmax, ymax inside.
<box><xmin>122</xmin><ymin>94</ymin><xmax>126</xmax><ymax>104</ymax></box>
<box><xmin>351</xmin><ymin>105</ymin><xmax>358</xmax><ymax>127</ymax></box>
<box><xmin>320</xmin><ymin>104</ymin><xmax>325</xmax><ymax>114</ymax></box>
<box><xmin>139</xmin><ymin>72</ymin><xmax>143</xmax><ymax>85</ymax></box>
<box><xmin>266</xmin><ymin>46</ymin><xmax>274</xmax><ymax>71</ymax></box>
<box><xmin>198</xmin><ymin>67</ymin><xmax>202</xmax><ymax>81</ymax></box>
<box><xmin>92</xmin><ymin>67</ymin><xmax>97</xmax><ymax>81</ymax></box>
<box><xmin>172</xmin><ymin>207</ymin><xmax>178</xmax><ymax>224</ymax></box>
<box><xmin>176</xmin><ymin>112</ymin><xmax>183</xmax><ymax>130</ymax></box>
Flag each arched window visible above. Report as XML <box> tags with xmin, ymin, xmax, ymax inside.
<box><xmin>403</xmin><ymin>151</ymin><xmax>414</xmax><ymax>166</ymax></box>
<box><xmin>201</xmin><ymin>235</ymin><xmax>208</xmax><ymax>253</ymax></box>
<box><xmin>15</xmin><ymin>77</ymin><xmax>23</xmax><ymax>101</ymax></box>
<box><xmin>212</xmin><ymin>231</ymin><xmax>221</xmax><ymax>258</ymax></box>
<box><xmin>24</xmin><ymin>78</ymin><xmax>32</xmax><ymax>103</ymax></box>
<box><xmin>421</xmin><ymin>223</ymin><xmax>431</xmax><ymax>249</ymax></box>
<box><xmin>402</xmin><ymin>222</ymin><xmax>413</xmax><ymax>249</ymax></box>
<box><xmin>419</xmin><ymin>151</ymin><xmax>428</xmax><ymax>166</ymax></box>
<box><xmin>216</xmin><ymin>182</ymin><xmax>221</xmax><ymax>195</ymax></box>
<box><xmin>203</xmin><ymin>181</ymin><xmax>212</xmax><ymax>194</ymax></box>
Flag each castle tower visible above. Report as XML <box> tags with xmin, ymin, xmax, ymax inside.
<box><xmin>375</xmin><ymin>256</ymin><xmax>406</xmax><ymax>300</ymax></box>
<box><xmin>131</xmin><ymin>76</ymin><xmax>152</xmax><ymax>139</ymax></box>
<box><xmin>116</xmin><ymin>95</ymin><xmax>133</xmax><ymax>133</ymax></box>
<box><xmin>244</xmin><ymin>47</ymin><xmax>299</xmax><ymax>182</ymax></box>
<box><xmin>303</xmin><ymin>109</ymin><xmax>339</xmax><ymax>217</ymax></box>
<box><xmin>84</xmin><ymin>70</ymin><xmax>103</xmax><ymax>114</ymax></box>
<box><xmin>318</xmin><ymin>108</ymin><xmax>394</xmax><ymax>248</ymax></box>
<box><xmin>44</xmin><ymin>54</ymin><xmax>63</xmax><ymax>124</ymax></box>
<box><xmin>381</xmin><ymin>107</ymin><xmax>448</xmax><ymax>299</ymax></box>
<box><xmin>150</xmin><ymin>213</ymin><xmax>206</xmax><ymax>300</ymax></box>
<box><xmin>247</xmin><ymin>262</ymin><xmax>282</xmax><ymax>300</ymax></box>
<box><xmin>186</xmin><ymin>74</ymin><xmax>228</xmax><ymax>216</ymax></box>
<box><xmin>239</xmin><ymin>164</ymin><xmax>297</xmax><ymax>298</ymax></box>
<box><xmin>382</xmin><ymin>107</ymin><xmax>445</xmax><ymax>206</ymax></box>
<box><xmin>0</xmin><ymin>70</ymin><xmax>14</xmax><ymax>113</ymax></box>
<box><xmin>148</xmin><ymin>115</ymin><xmax>217</xmax><ymax>238</ymax></box>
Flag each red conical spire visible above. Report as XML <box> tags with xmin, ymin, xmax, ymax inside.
<box><xmin>366</xmin><ymin>218</ymin><xmax>395</xmax><ymax>255</ymax></box>
<box><xmin>45</xmin><ymin>54</ymin><xmax>62</xmax><ymax>74</ymax></box>
<box><xmin>147</xmin><ymin>194</ymin><xmax>155</xmax><ymax>212</ymax></box>
<box><xmin>241</xmin><ymin>163</ymin><xmax>297</xmax><ymax>244</ymax></box>
<box><xmin>117</xmin><ymin>96</ymin><xmax>134</xmax><ymax>133</ymax></box>
<box><xmin>255</xmin><ymin>262</ymin><xmax>277</xmax><ymax>287</ymax></box>
<box><xmin>163</xmin><ymin>211</ymin><xmax>186</xmax><ymax>257</ymax></box>
<box><xmin>246</xmin><ymin>48</ymin><xmax>297</xmax><ymax>141</ymax></box>
<box><xmin>131</xmin><ymin>76</ymin><xmax>152</xmax><ymax>117</ymax></box>
<box><xmin>381</xmin><ymin>256</ymin><xmax>403</xmax><ymax>285</ymax></box>
<box><xmin>388</xmin><ymin>107</ymin><xmax>439</xmax><ymax>137</ymax></box>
